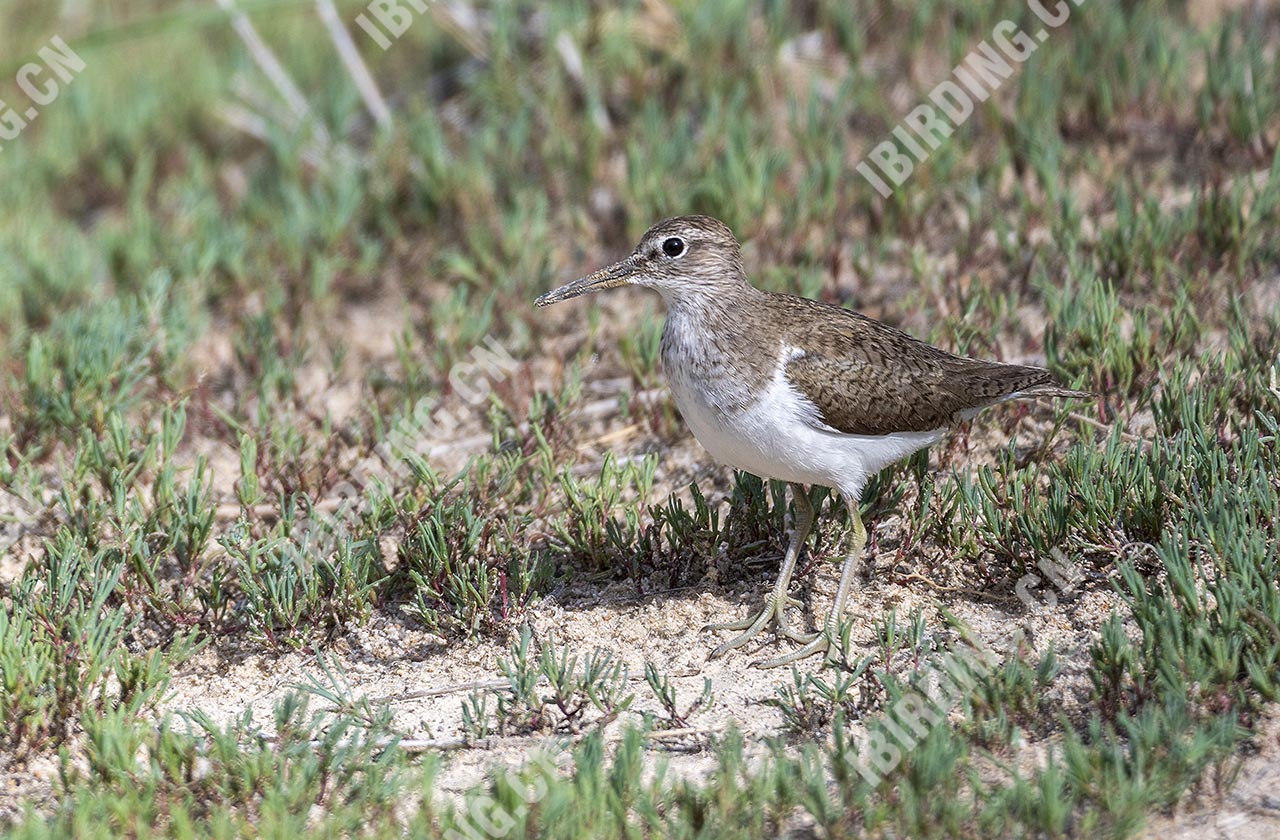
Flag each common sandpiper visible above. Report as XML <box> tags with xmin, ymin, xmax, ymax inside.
<box><xmin>535</xmin><ymin>215</ymin><xmax>1089</xmax><ymax>667</ymax></box>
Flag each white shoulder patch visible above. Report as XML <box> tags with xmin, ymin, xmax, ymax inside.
<box><xmin>774</xmin><ymin>344</ymin><xmax>841</xmax><ymax>433</ymax></box>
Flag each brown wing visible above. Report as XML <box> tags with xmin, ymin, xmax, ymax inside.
<box><xmin>778</xmin><ymin>296</ymin><xmax>1054</xmax><ymax>436</ymax></box>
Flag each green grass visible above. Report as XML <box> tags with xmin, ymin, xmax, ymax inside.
<box><xmin>2</xmin><ymin>0</ymin><xmax>1280</xmax><ymax>836</ymax></box>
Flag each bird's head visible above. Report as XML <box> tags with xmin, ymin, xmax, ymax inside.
<box><xmin>534</xmin><ymin>215</ymin><xmax>747</xmax><ymax>308</ymax></box>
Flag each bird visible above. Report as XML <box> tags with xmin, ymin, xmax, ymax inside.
<box><xmin>534</xmin><ymin>215</ymin><xmax>1089</xmax><ymax>668</ymax></box>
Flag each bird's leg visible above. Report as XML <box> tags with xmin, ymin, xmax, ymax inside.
<box><xmin>705</xmin><ymin>483</ymin><xmax>818</xmax><ymax>657</ymax></box>
<box><xmin>752</xmin><ymin>496</ymin><xmax>867</xmax><ymax>669</ymax></box>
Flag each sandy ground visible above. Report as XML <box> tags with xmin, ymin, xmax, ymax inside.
<box><xmin>161</xmin><ymin>576</ymin><xmax>1112</xmax><ymax>780</ymax></box>
<box><xmin>4</xmin><ymin>283</ymin><xmax>1277</xmax><ymax>831</ymax></box>
<box><xmin>6</xmin><ymin>382</ymin><xmax>1277</xmax><ymax>832</ymax></box>
<box><xmin>1138</xmin><ymin>713</ymin><xmax>1280</xmax><ymax>840</ymax></box>
<box><xmin>151</xmin><ymin>554</ymin><xmax>1280</xmax><ymax>833</ymax></box>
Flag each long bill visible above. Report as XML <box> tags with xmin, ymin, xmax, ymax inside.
<box><xmin>534</xmin><ymin>257</ymin><xmax>638</xmax><ymax>306</ymax></box>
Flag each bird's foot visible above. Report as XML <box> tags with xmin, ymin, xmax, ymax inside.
<box><xmin>750</xmin><ymin>624</ymin><xmax>843</xmax><ymax>670</ymax></box>
<box><xmin>704</xmin><ymin>594</ymin><xmax>816</xmax><ymax>658</ymax></box>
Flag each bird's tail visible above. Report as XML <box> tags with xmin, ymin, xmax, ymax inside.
<box><xmin>1016</xmin><ymin>383</ymin><xmax>1094</xmax><ymax>401</ymax></box>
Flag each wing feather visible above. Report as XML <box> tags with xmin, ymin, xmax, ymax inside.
<box><xmin>777</xmin><ymin>297</ymin><xmax>1056</xmax><ymax>436</ymax></box>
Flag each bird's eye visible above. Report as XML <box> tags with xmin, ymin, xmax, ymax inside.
<box><xmin>662</xmin><ymin>237</ymin><xmax>686</xmax><ymax>258</ymax></box>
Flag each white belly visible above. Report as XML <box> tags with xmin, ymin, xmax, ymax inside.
<box><xmin>667</xmin><ymin>358</ymin><xmax>944</xmax><ymax>500</ymax></box>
